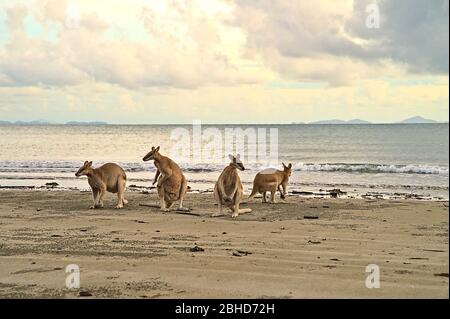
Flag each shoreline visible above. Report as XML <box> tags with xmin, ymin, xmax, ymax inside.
<box><xmin>0</xmin><ymin>190</ymin><xmax>448</xmax><ymax>298</ymax></box>
<box><xmin>1</xmin><ymin>183</ymin><xmax>448</xmax><ymax>202</ymax></box>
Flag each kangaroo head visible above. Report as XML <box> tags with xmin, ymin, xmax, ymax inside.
<box><xmin>75</xmin><ymin>161</ymin><xmax>93</xmax><ymax>177</ymax></box>
<box><xmin>282</xmin><ymin>162</ymin><xmax>292</xmax><ymax>177</ymax></box>
<box><xmin>143</xmin><ymin>146</ymin><xmax>160</xmax><ymax>161</ymax></box>
<box><xmin>229</xmin><ymin>154</ymin><xmax>245</xmax><ymax>171</ymax></box>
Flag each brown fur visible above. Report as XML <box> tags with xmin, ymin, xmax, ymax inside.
<box><xmin>213</xmin><ymin>154</ymin><xmax>252</xmax><ymax>218</ymax></box>
<box><xmin>248</xmin><ymin>163</ymin><xmax>292</xmax><ymax>203</ymax></box>
<box><xmin>75</xmin><ymin>161</ymin><xmax>128</xmax><ymax>209</ymax></box>
<box><xmin>143</xmin><ymin>146</ymin><xmax>188</xmax><ymax>211</ymax></box>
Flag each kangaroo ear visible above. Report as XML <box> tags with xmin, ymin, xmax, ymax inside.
<box><xmin>288</xmin><ymin>163</ymin><xmax>292</xmax><ymax>169</ymax></box>
<box><xmin>282</xmin><ymin>162</ymin><xmax>286</xmax><ymax>168</ymax></box>
<box><xmin>236</xmin><ymin>154</ymin><xmax>241</xmax><ymax>160</ymax></box>
<box><xmin>228</xmin><ymin>154</ymin><xmax>234</xmax><ymax>161</ymax></box>
<box><xmin>84</xmin><ymin>161</ymin><xmax>88</xmax><ymax>166</ymax></box>
<box><xmin>155</xmin><ymin>146</ymin><xmax>160</xmax><ymax>152</ymax></box>
<box><xmin>151</xmin><ymin>146</ymin><xmax>155</xmax><ymax>151</ymax></box>
<box><xmin>87</xmin><ymin>161</ymin><xmax>93</xmax><ymax>167</ymax></box>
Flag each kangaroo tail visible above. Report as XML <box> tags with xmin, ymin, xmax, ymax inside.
<box><xmin>248</xmin><ymin>188</ymin><xmax>258</xmax><ymax>200</ymax></box>
<box><xmin>238</xmin><ymin>208</ymin><xmax>252</xmax><ymax>214</ymax></box>
<box><xmin>179</xmin><ymin>176</ymin><xmax>188</xmax><ymax>198</ymax></box>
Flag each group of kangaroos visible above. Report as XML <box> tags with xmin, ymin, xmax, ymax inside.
<box><xmin>75</xmin><ymin>146</ymin><xmax>292</xmax><ymax>218</ymax></box>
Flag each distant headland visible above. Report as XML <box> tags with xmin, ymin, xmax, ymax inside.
<box><xmin>0</xmin><ymin>116</ymin><xmax>446</xmax><ymax>125</ymax></box>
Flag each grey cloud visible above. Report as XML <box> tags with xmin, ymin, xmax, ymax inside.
<box><xmin>347</xmin><ymin>0</ymin><xmax>449</xmax><ymax>74</ymax></box>
<box><xmin>233</xmin><ymin>0</ymin><xmax>449</xmax><ymax>83</ymax></box>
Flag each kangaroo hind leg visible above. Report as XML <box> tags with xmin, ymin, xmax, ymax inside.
<box><xmin>116</xmin><ymin>177</ymin><xmax>127</xmax><ymax>209</ymax></box>
<box><xmin>178</xmin><ymin>176</ymin><xmax>189</xmax><ymax>211</ymax></box>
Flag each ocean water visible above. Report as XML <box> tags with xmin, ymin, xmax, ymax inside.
<box><xmin>0</xmin><ymin>124</ymin><xmax>448</xmax><ymax>200</ymax></box>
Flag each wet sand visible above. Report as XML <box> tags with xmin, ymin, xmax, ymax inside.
<box><xmin>0</xmin><ymin>190</ymin><xmax>448</xmax><ymax>298</ymax></box>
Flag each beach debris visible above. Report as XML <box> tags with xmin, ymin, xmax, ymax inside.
<box><xmin>174</xmin><ymin>209</ymin><xmax>200</xmax><ymax>217</ymax></box>
<box><xmin>189</xmin><ymin>245</ymin><xmax>205</xmax><ymax>252</ymax></box>
<box><xmin>0</xmin><ymin>185</ymin><xmax>35</xmax><ymax>190</ymax></box>
<box><xmin>328</xmin><ymin>189</ymin><xmax>346</xmax><ymax>198</ymax></box>
<box><xmin>222</xmin><ymin>232</ymin><xmax>227</xmax><ymax>235</ymax></box>
<box><xmin>434</xmin><ymin>273</ymin><xmax>449</xmax><ymax>278</ymax></box>
<box><xmin>129</xmin><ymin>184</ymin><xmax>155</xmax><ymax>190</ymax></box>
<box><xmin>79</xmin><ymin>291</ymin><xmax>93</xmax><ymax>297</ymax></box>
<box><xmin>45</xmin><ymin>182</ymin><xmax>59</xmax><ymax>187</ymax></box>
<box><xmin>307</xmin><ymin>240</ymin><xmax>321</xmax><ymax>244</ymax></box>
<box><xmin>51</xmin><ymin>234</ymin><xmax>62</xmax><ymax>238</ymax></box>
<box><xmin>304</xmin><ymin>215</ymin><xmax>319</xmax><ymax>220</ymax></box>
<box><xmin>323</xmin><ymin>265</ymin><xmax>336</xmax><ymax>269</ymax></box>
<box><xmin>409</xmin><ymin>257</ymin><xmax>429</xmax><ymax>260</ymax></box>
<box><xmin>232</xmin><ymin>250</ymin><xmax>252</xmax><ymax>257</ymax></box>
<box><xmin>395</xmin><ymin>270</ymin><xmax>413</xmax><ymax>275</ymax></box>
<box><xmin>134</xmin><ymin>220</ymin><xmax>148</xmax><ymax>224</ymax></box>
<box><xmin>422</xmin><ymin>249</ymin><xmax>446</xmax><ymax>253</ymax></box>
<box><xmin>291</xmin><ymin>190</ymin><xmax>314</xmax><ymax>195</ymax></box>
<box><xmin>330</xmin><ymin>258</ymin><xmax>340</xmax><ymax>261</ymax></box>
<box><xmin>36</xmin><ymin>208</ymin><xmax>43</xmax><ymax>211</ymax></box>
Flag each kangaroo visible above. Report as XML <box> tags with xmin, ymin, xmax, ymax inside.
<box><xmin>213</xmin><ymin>154</ymin><xmax>252</xmax><ymax>218</ymax></box>
<box><xmin>75</xmin><ymin>161</ymin><xmax>128</xmax><ymax>209</ymax></box>
<box><xmin>248</xmin><ymin>163</ymin><xmax>292</xmax><ymax>203</ymax></box>
<box><xmin>142</xmin><ymin>146</ymin><xmax>188</xmax><ymax>212</ymax></box>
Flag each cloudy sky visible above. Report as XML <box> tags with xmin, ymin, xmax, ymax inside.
<box><xmin>0</xmin><ymin>0</ymin><xmax>448</xmax><ymax>124</ymax></box>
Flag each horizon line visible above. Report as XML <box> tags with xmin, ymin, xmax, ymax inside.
<box><xmin>0</xmin><ymin>122</ymin><xmax>448</xmax><ymax>125</ymax></box>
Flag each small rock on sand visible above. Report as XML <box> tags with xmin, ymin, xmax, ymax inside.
<box><xmin>190</xmin><ymin>246</ymin><xmax>205</xmax><ymax>252</ymax></box>
<box><xmin>79</xmin><ymin>291</ymin><xmax>93</xmax><ymax>297</ymax></box>
<box><xmin>45</xmin><ymin>182</ymin><xmax>59</xmax><ymax>187</ymax></box>
<box><xmin>232</xmin><ymin>250</ymin><xmax>252</xmax><ymax>257</ymax></box>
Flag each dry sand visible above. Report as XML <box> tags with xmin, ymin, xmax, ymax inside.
<box><xmin>0</xmin><ymin>190</ymin><xmax>448</xmax><ymax>298</ymax></box>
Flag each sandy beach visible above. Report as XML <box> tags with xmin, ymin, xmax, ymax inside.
<box><xmin>0</xmin><ymin>189</ymin><xmax>447</xmax><ymax>299</ymax></box>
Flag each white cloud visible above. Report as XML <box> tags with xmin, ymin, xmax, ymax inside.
<box><xmin>0</xmin><ymin>0</ymin><xmax>260</xmax><ymax>88</ymax></box>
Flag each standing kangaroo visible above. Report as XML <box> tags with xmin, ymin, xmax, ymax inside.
<box><xmin>142</xmin><ymin>146</ymin><xmax>188</xmax><ymax>212</ymax></box>
<box><xmin>248</xmin><ymin>163</ymin><xmax>292</xmax><ymax>203</ymax></box>
<box><xmin>213</xmin><ymin>154</ymin><xmax>252</xmax><ymax>218</ymax></box>
<box><xmin>75</xmin><ymin>161</ymin><xmax>128</xmax><ymax>209</ymax></box>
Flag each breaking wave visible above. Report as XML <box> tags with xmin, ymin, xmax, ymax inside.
<box><xmin>0</xmin><ymin>160</ymin><xmax>447</xmax><ymax>176</ymax></box>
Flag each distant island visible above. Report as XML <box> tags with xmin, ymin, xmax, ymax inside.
<box><xmin>0</xmin><ymin>116</ymin><xmax>446</xmax><ymax>125</ymax></box>
<box><xmin>295</xmin><ymin>116</ymin><xmax>444</xmax><ymax>125</ymax></box>
<box><xmin>2</xmin><ymin>120</ymin><xmax>55</xmax><ymax>125</ymax></box>
<box><xmin>0</xmin><ymin>120</ymin><xmax>108</xmax><ymax>125</ymax></box>
<box><xmin>399</xmin><ymin>116</ymin><xmax>438</xmax><ymax>124</ymax></box>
